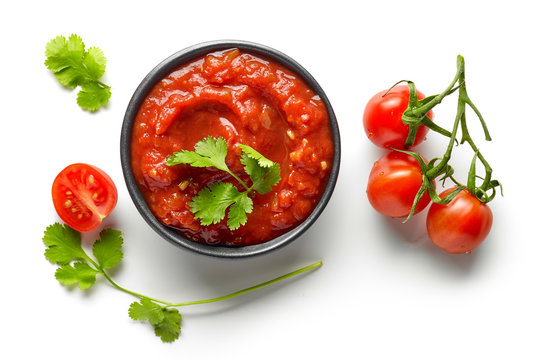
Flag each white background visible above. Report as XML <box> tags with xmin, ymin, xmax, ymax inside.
<box><xmin>1</xmin><ymin>1</ymin><xmax>537</xmax><ymax>358</ymax></box>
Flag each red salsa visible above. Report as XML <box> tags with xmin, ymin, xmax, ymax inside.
<box><xmin>131</xmin><ymin>49</ymin><xmax>334</xmax><ymax>246</ymax></box>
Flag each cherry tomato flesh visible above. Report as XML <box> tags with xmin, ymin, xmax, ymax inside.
<box><xmin>363</xmin><ymin>85</ymin><xmax>433</xmax><ymax>149</ymax></box>
<box><xmin>427</xmin><ymin>187</ymin><xmax>493</xmax><ymax>254</ymax></box>
<box><xmin>366</xmin><ymin>150</ymin><xmax>433</xmax><ymax>218</ymax></box>
<box><xmin>52</xmin><ymin>163</ymin><xmax>118</xmax><ymax>232</ymax></box>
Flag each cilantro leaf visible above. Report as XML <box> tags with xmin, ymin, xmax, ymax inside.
<box><xmin>154</xmin><ymin>308</ymin><xmax>182</xmax><ymax>343</ymax></box>
<box><xmin>167</xmin><ymin>137</ymin><xmax>281</xmax><ymax>230</ymax></box>
<box><xmin>189</xmin><ymin>182</ymin><xmax>248</xmax><ymax>226</ymax></box>
<box><xmin>189</xmin><ymin>182</ymin><xmax>253</xmax><ymax>230</ymax></box>
<box><xmin>77</xmin><ymin>82</ymin><xmax>111</xmax><ymax>111</ymax></box>
<box><xmin>129</xmin><ymin>298</ymin><xmax>165</xmax><ymax>325</ymax></box>
<box><xmin>240</xmin><ymin>153</ymin><xmax>281</xmax><ymax>195</ymax></box>
<box><xmin>83</xmin><ymin>47</ymin><xmax>107</xmax><ymax>79</ymax></box>
<box><xmin>44</xmin><ymin>34</ymin><xmax>85</xmax><ymax>74</ymax></box>
<box><xmin>237</xmin><ymin>145</ymin><xmax>281</xmax><ymax>194</ymax></box>
<box><xmin>92</xmin><ymin>228</ymin><xmax>123</xmax><ymax>269</ymax></box>
<box><xmin>55</xmin><ymin>262</ymin><xmax>98</xmax><ymax>290</ymax></box>
<box><xmin>45</xmin><ymin>34</ymin><xmax>110</xmax><ymax>111</ymax></box>
<box><xmin>129</xmin><ymin>298</ymin><xmax>182</xmax><ymax>343</ymax></box>
<box><xmin>44</xmin><ymin>36</ymin><xmax>69</xmax><ymax>71</ymax></box>
<box><xmin>167</xmin><ymin>136</ymin><xmax>229</xmax><ymax>172</ymax></box>
<box><xmin>227</xmin><ymin>192</ymin><xmax>253</xmax><ymax>230</ymax></box>
<box><xmin>238</xmin><ymin>144</ymin><xmax>276</xmax><ymax>168</ymax></box>
<box><xmin>253</xmin><ymin>164</ymin><xmax>281</xmax><ymax>194</ymax></box>
<box><xmin>52</xmin><ymin>64</ymin><xmax>87</xmax><ymax>89</ymax></box>
<box><xmin>43</xmin><ymin>223</ymin><xmax>88</xmax><ymax>265</ymax></box>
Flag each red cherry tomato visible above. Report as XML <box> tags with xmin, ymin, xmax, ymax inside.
<box><xmin>366</xmin><ymin>150</ymin><xmax>433</xmax><ymax>218</ymax></box>
<box><xmin>363</xmin><ymin>85</ymin><xmax>433</xmax><ymax>149</ymax></box>
<box><xmin>427</xmin><ymin>187</ymin><xmax>493</xmax><ymax>254</ymax></box>
<box><xmin>52</xmin><ymin>163</ymin><xmax>118</xmax><ymax>232</ymax></box>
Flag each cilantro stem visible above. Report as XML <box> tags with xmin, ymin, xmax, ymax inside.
<box><xmin>84</xmin><ymin>254</ymin><xmax>101</xmax><ymax>270</ymax></box>
<box><xmin>82</xmin><ymin>252</ymin><xmax>171</xmax><ymax>304</ymax></box>
<box><xmin>100</xmin><ymin>270</ymin><xmax>173</xmax><ymax>305</ymax></box>
<box><xmin>227</xmin><ymin>170</ymin><xmax>251</xmax><ymax>192</ymax></box>
<box><xmin>96</xmin><ymin>81</ymin><xmax>110</xmax><ymax>89</ymax></box>
<box><xmin>100</xmin><ymin>261</ymin><xmax>322</xmax><ymax>307</ymax></box>
<box><xmin>169</xmin><ymin>261</ymin><xmax>323</xmax><ymax>307</ymax></box>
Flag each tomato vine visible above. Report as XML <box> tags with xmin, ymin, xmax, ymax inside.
<box><xmin>395</xmin><ymin>55</ymin><xmax>502</xmax><ymax>222</ymax></box>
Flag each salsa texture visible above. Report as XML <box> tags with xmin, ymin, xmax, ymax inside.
<box><xmin>131</xmin><ymin>49</ymin><xmax>334</xmax><ymax>246</ymax></box>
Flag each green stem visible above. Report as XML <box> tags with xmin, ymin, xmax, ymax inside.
<box><xmin>83</xmin><ymin>238</ymin><xmax>173</xmax><ymax>305</ymax></box>
<box><xmin>99</xmin><ymin>261</ymin><xmax>322</xmax><ymax>308</ymax></box>
<box><xmin>226</xmin><ymin>169</ymin><xmax>250</xmax><ymax>192</ymax></box>
<box><xmin>168</xmin><ymin>261</ymin><xmax>322</xmax><ymax>307</ymax></box>
<box><xmin>100</xmin><ymin>270</ymin><xmax>174</xmax><ymax>306</ymax></box>
<box><xmin>426</xmin><ymin>99</ymin><xmax>463</xmax><ymax>178</ymax></box>
<box><xmin>404</xmin><ymin>55</ymin><xmax>499</xmax><ymax>218</ymax></box>
<box><xmin>426</xmin><ymin>56</ymin><xmax>478</xmax><ymax>180</ymax></box>
<box><xmin>96</xmin><ymin>80</ymin><xmax>110</xmax><ymax>89</ymax></box>
<box><xmin>383</xmin><ymin>80</ymin><xmax>412</xmax><ymax>97</ymax></box>
<box><xmin>409</xmin><ymin>59</ymin><xmax>464</xmax><ymax>117</ymax></box>
<box><xmin>84</xmin><ymin>254</ymin><xmax>101</xmax><ymax>270</ymax></box>
<box><xmin>449</xmin><ymin>175</ymin><xmax>464</xmax><ymax>187</ymax></box>
<box><xmin>402</xmin><ymin>60</ymin><xmax>463</xmax><ymax>147</ymax></box>
<box><xmin>421</xmin><ymin>117</ymin><xmax>452</xmax><ymax>138</ymax></box>
<box><xmin>451</xmin><ymin>60</ymin><xmax>493</xmax><ymax>198</ymax></box>
<box><xmin>462</xmin><ymin>109</ymin><xmax>492</xmax><ymax>194</ymax></box>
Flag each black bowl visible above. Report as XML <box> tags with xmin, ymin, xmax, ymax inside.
<box><xmin>120</xmin><ymin>40</ymin><xmax>341</xmax><ymax>258</ymax></box>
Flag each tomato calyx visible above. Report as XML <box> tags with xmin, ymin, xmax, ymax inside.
<box><xmin>395</xmin><ymin>55</ymin><xmax>502</xmax><ymax>221</ymax></box>
<box><xmin>383</xmin><ymin>80</ymin><xmax>454</xmax><ymax>148</ymax></box>
<box><xmin>393</xmin><ymin>147</ymin><xmax>464</xmax><ymax>222</ymax></box>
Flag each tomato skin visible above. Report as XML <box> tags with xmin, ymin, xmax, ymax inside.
<box><xmin>363</xmin><ymin>85</ymin><xmax>433</xmax><ymax>149</ymax></box>
<box><xmin>427</xmin><ymin>188</ymin><xmax>493</xmax><ymax>254</ymax></box>
<box><xmin>52</xmin><ymin>163</ymin><xmax>118</xmax><ymax>232</ymax></box>
<box><xmin>366</xmin><ymin>150</ymin><xmax>433</xmax><ymax>218</ymax></box>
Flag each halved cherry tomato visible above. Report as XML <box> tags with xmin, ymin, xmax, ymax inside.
<box><xmin>427</xmin><ymin>187</ymin><xmax>493</xmax><ymax>254</ymax></box>
<box><xmin>52</xmin><ymin>163</ymin><xmax>118</xmax><ymax>232</ymax></box>
<box><xmin>363</xmin><ymin>85</ymin><xmax>433</xmax><ymax>149</ymax></box>
<box><xmin>366</xmin><ymin>150</ymin><xmax>433</xmax><ymax>218</ymax></box>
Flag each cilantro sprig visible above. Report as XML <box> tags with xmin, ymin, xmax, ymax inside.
<box><xmin>45</xmin><ymin>34</ymin><xmax>111</xmax><ymax>111</ymax></box>
<box><xmin>166</xmin><ymin>137</ymin><xmax>281</xmax><ymax>230</ymax></box>
<box><xmin>43</xmin><ymin>223</ymin><xmax>321</xmax><ymax>343</ymax></box>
